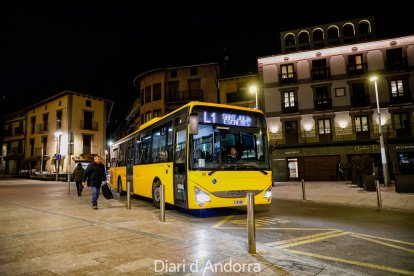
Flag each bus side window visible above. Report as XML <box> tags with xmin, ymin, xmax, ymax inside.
<box><xmin>166</xmin><ymin>124</ymin><xmax>173</xmax><ymax>162</ymax></box>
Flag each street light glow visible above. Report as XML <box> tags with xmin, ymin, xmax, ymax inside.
<box><xmin>370</xmin><ymin>76</ymin><xmax>378</xmax><ymax>81</ymax></box>
<box><xmin>54</xmin><ymin>131</ymin><xmax>62</xmax><ymax>138</ymax></box>
<box><xmin>108</xmin><ymin>141</ymin><xmax>113</xmax><ymax>146</ymax></box>
<box><xmin>249</xmin><ymin>85</ymin><xmax>258</xmax><ymax>109</ymax></box>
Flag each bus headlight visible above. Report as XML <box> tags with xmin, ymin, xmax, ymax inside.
<box><xmin>195</xmin><ymin>187</ymin><xmax>211</xmax><ymax>204</ymax></box>
<box><xmin>263</xmin><ymin>186</ymin><xmax>272</xmax><ymax>200</ymax></box>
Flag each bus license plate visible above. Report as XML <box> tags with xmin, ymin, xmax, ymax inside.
<box><xmin>233</xmin><ymin>200</ymin><xmax>244</xmax><ymax>205</ymax></box>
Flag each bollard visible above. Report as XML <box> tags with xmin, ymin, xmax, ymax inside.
<box><xmin>301</xmin><ymin>179</ymin><xmax>306</xmax><ymax>200</ymax></box>
<box><xmin>376</xmin><ymin>180</ymin><xmax>382</xmax><ymax>208</ymax></box>
<box><xmin>127</xmin><ymin>181</ymin><xmax>131</xmax><ymax>209</ymax></box>
<box><xmin>247</xmin><ymin>192</ymin><xmax>256</xmax><ymax>254</ymax></box>
<box><xmin>160</xmin><ymin>184</ymin><xmax>165</xmax><ymax>222</ymax></box>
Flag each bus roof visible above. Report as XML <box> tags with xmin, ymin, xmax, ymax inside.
<box><xmin>112</xmin><ymin>101</ymin><xmax>265</xmax><ymax>145</ymax></box>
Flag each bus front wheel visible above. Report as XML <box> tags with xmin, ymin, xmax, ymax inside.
<box><xmin>152</xmin><ymin>179</ymin><xmax>161</xmax><ymax>209</ymax></box>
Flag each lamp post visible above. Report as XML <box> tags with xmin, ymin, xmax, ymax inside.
<box><xmin>54</xmin><ymin>131</ymin><xmax>62</xmax><ymax>181</ymax></box>
<box><xmin>370</xmin><ymin>76</ymin><xmax>389</xmax><ymax>186</ymax></box>
<box><xmin>249</xmin><ymin>85</ymin><xmax>258</xmax><ymax>110</ymax></box>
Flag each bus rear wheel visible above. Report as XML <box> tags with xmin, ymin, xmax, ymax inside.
<box><xmin>118</xmin><ymin>178</ymin><xmax>126</xmax><ymax>196</ymax></box>
<box><xmin>152</xmin><ymin>180</ymin><xmax>161</xmax><ymax>209</ymax></box>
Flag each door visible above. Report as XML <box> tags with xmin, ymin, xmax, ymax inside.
<box><xmin>173</xmin><ymin>125</ymin><xmax>188</xmax><ymax>208</ymax></box>
<box><xmin>126</xmin><ymin>140</ymin><xmax>135</xmax><ymax>188</ymax></box>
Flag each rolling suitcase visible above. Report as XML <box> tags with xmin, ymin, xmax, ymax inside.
<box><xmin>102</xmin><ymin>183</ymin><xmax>114</xmax><ymax>199</ymax></box>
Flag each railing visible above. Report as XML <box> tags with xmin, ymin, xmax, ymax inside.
<box><xmin>390</xmin><ymin>95</ymin><xmax>412</xmax><ymax>104</ymax></box>
<box><xmin>279</xmin><ymin>72</ymin><xmax>297</xmax><ymax>84</ymax></box>
<box><xmin>273</xmin><ymin>126</ymin><xmax>403</xmax><ymax>145</ymax></box>
<box><xmin>36</xmin><ymin>123</ymin><xmax>49</xmax><ymax>133</ymax></box>
<box><xmin>165</xmin><ymin>89</ymin><xmax>203</xmax><ymax>102</ymax></box>
<box><xmin>351</xmin><ymin>95</ymin><xmax>371</xmax><ymax>108</ymax></box>
<box><xmin>227</xmin><ymin>92</ymin><xmax>252</xmax><ymax>103</ymax></box>
<box><xmin>311</xmin><ymin>67</ymin><xmax>330</xmax><ymax>80</ymax></box>
<box><xmin>3</xmin><ymin>129</ymin><xmax>12</xmax><ymax>137</ymax></box>
<box><xmin>282</xmin><ymin>104</ymin><xmax>298</xmax><ymax>114</ymax></box>
<box><xmin>314</xmin><ymin>99</ymin><xmax>332</xmax><ymax>111</ymax></box>
<box><xmin>14</xmin><ymin>126</ymin><xmax>24</xmax><ymax>135</ymax></box>
<box><xmin>80</xmin><ymin>121</ymin><xmax>98</xmax><ymax>131</ymax></box>
<box><xmin>386</xmin><ymin>58</ymin><xmax>408</xmax><ymax>71</ymax></box>
<box><xmin>347</xmin><ymin>63</ymin><xmax>367</xmax><ymax>75</ymax></box>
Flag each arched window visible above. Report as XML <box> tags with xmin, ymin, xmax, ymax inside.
<box><xmin>284</xmin><ymin>33</ymin><xmax>296</xmax><ymax>46</ymax></box>
<box><xmin>312</xmin><ymin>28</ymin><xmax>324</xmax><ymax>41</ymax></box>
<box><xmin>327</xmin><ymin>25</ymin><xmax>340</xmax><ymax>39</ymax></box>
<box><xmin>343</xmin><ymin>23</ymin><xmax>355</xmax><ymax>37</ymax></box>
<box><xmin>298</xmin><ymin>31</ymin><xmax>310</xmax><ymax>44</ymax></box>
<box><xmin>358</xmin><ymin>20</ymin><xmax>371</xmax><ymax>35</ymax></box>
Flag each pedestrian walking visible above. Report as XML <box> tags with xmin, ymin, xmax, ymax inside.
<box><xmin>73</xmin><ymin>163</ymin><xmax>84</xmax><ymax>196</ymax></box>
<box><xmin>82</xmin><ymin>156</ymin><xmax>107</xmax><ymax>209</ymax></box>
<box><xmin>336</xmin><ymin>160</ymin><xmax>344</xmax><ymax>181</ymax></box>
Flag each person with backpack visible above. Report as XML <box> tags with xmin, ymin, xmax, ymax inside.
<box><xmin>73</xmin><ymin>163</ymin><xmax>85</xmax><ymax>196</ymax></box>
<box><xmin>82</xmin><ymin>156</ymin><xmax>107</xmax><ymax>209</ymax></box>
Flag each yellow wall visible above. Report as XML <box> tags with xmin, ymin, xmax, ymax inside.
<box><xmin>24</xmin><ymin>93</ymin><xmax>108</xmax><ymax>173</ymax></box>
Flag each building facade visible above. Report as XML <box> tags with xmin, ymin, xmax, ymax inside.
<box><xmin>0</xmin><ymin>112</ymin><xmax>26</xmax><ymax>174</ymax></box>
<box><xmin>20</xmin><ymin>91</ymin><xmax>113</xmax><ymax>175</ymax></box>
<box><xmin>259</xmin><ymin>18</ymin><xmax>414</xmax><ymax>181</ymax></box>
<box><xmin>127</xmin><ymin>63</ymin><xmax>219</xmax><ymax>134</ymax></box>
<box><xmin>218</xmin><ymin>74</ymin><xmax>259</xmax><ymax>109</ymax></box>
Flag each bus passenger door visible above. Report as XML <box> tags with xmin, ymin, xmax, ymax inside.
<box><xmin>173</xmin><ymin>125</ymin><xmax>188</xmax><ymax>208</ymax></box>
<box><xmin>126</xmin><ymin>140</ymin><xmax>134</xmax><ymax>191</ymax></box>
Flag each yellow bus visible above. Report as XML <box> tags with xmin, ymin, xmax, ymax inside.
<box><xmin>109</xmin><ymin>102</ymin><xmax>272</xmax><ymax>209</ymax></box>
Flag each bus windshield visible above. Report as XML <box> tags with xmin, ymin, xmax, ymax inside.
<box><xmin>190</xmin><ymin>123</ymin><xmax>270</xmax><ymax>171</ymax></box>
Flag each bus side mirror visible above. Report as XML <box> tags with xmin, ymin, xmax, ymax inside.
<box><xmin>189</xmin><ymin>113</ymin><xmax>199</xmax><ymax>135</ymax></box>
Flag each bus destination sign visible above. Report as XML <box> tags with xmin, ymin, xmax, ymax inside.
<box><xmin>201</xmin><ymin>111</ymin><xmax>254</xmax><ymax>127</ymax></box>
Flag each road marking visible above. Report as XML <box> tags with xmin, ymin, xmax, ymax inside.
<box><xmin>213</xmin><ymin>227</ymin><xmax>339</xmax><ymax>231</ymax></box>
<box><xmin>277</xmin><ymin>231</ymin><xmax>348</xmax><ymax>249</ymax></box>
<box><xmin>230</xmin><ymin>217</ymin><xmax>290</xmax><ymax>227</ymax></box>
<box><xmin>265</xmin><ymin>230</ymin><xmax>342</xmax><ymax>247</ymax></box>
<box><xmin>353</xmin><ymin>232</ymin><xmax>414</xmax><ymax>246</ymax></box>
<box><xmin>286</xmin><ymin>249</ymin><xmax>414</xmax><ymax>276</ymax></box>
<box><xmin>351</xmin><ymin>234</ymin><xmax>414</xmax><ymax>254</ymax></box>
<box><xmin>211</xmin><ymin>215</ymin><xmax>234</xmax><ymax>228</ymax></box>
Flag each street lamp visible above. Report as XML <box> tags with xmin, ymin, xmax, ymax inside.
<box><xmin>249</xmin><ymin>85</ymin><xmax>258</xmax><ymax>110</ymax></box>
<box><xmin>107</xmin><ymin>140</ymin><xmax>113</xmax><ymax>168</ymax></box>
<box><xmin>54</xmin><ymin>131</ymin><xmax>62</xmax><ymax>181</ymax></box>
<box><xmin>370</xmin><ymin>76</ymin><xmax>389</xmax><ymax>186</ymax></box>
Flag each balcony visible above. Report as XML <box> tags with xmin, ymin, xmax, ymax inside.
<box><xmin>80</xmin><ymin>120</ymin><xmax>98</xmax><ymax>131</ymax></box>
<box><xmin>3</xmin><ymin>129</ymin><xmax>12</xmax><ymax>137</ymax></box>
<box><xmin>351</xmin><ymin>95</ymin><xmax>371</xmax><ymax>108</ymax></box>
<box><xmin>279</xmin><ymin>72</ymin><xmax>297</xmax><ymax>84</ymax></box>
<box><xmin>34</xmin><ymin>147</ymin><xmax>47</xmax><ymax>157</ymax></box>
<box><xmin>386</xmin><ymin>58</ymin><xmax>408</xmax><ymax>71</ymax></box>
<box><xmin>347</xmin><ymin>63</ymin><xmax>367</xmax><ymax>76</ymax></box>
<box><xmin>311</xmin><ymin>67</ymin><xmax>330</xmax><ymax>81</ymax></box>
<box><xmin>282</xmin><ymin>104</ymin><xmax>298</xmax><ymax>114</ymax></box>
<box><xmin>14</xmin><ymin>126</ymin><xmax>24</xmax><ymax>135</ymax></box>
<box><xmin>165</xmin><ymin>89</ymin><xmax>203</xmax><ymax>103</ymax></box>
<box><xmin>314</xmin><ymin>99</ymin><xmax>332</xmax><ymax>111</ymax></box>
<box><xmin>390</xmin><ymin>94</ymin><xmax>412</xmax><ymax>105</ymax></box>
<box><xmin>226</xmin><ymin>92</ymin><xmax>251</xmax><ymax>103</ymax></box>
<box><xmin>36</xmin><ymin>123</ymin><xmax>49</xmax><ymax>133</ymax></box>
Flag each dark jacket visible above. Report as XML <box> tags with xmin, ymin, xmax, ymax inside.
<box><xmin>82</xmin><ymin>162</ymin><xmax>107</xmax><ymax>187</ymax></box>
<box><xmin>73</xmin><ymin>166</ymin><xmax>84</xmax><ymax>182</ymax></box>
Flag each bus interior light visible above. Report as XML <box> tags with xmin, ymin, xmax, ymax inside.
<box><xmin>195</xmin><ymin>187</ymin><xmax>211</xmax><ymax>204</ymax></box>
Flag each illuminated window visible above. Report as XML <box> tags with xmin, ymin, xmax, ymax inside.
<box><xmin>391</xmin><ymin>80</ymin><xmax>405</xmax><ymax>98</ymax></box>
<box><xmin>318</xmin><ymin>119</ymin><xmax>331</xmax><ymax>134</ymax></box>
<box><xmin>283</xmin><ymin>91</ymin><xmax>295</xmax><ymax>108</ymax></box>
<box><xmin>355</xmin><ymin>116</ymin><xmax>369</xmax><ymax>132</ymax></box>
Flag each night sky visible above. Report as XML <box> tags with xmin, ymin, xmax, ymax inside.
<box><xmin>1</xmin><ymin>1</ymin><xmax>413</xmax><ymax>129</ymax></box>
